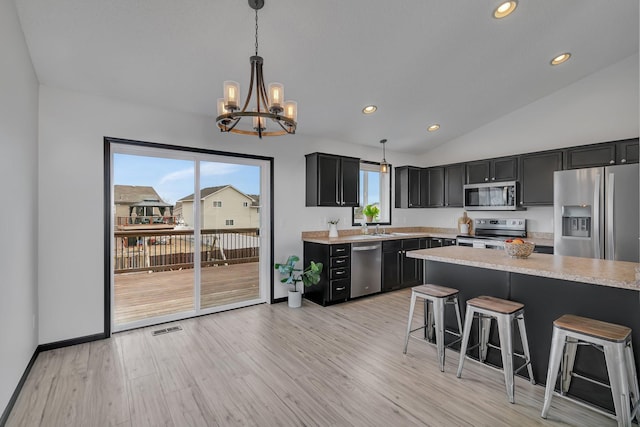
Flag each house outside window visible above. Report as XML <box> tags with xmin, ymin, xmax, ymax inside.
<box><xmin>213</xmin><ymin>200</ymin><xmax>222</xmax><ymax>207</ymax></box>
<box><xmin>242</xmin><ymin>201</ymin><xmax>249</xmax><ymax>207</ymax></box>
<box><xmin>352</xmin><ymin>161</ymin><xmax>391</xmax><ymax>225</ymax></box>
<box><xmin>225</xmin><ymin>219</ymin><xmax>234</xmax><ymax>226</ymax></box>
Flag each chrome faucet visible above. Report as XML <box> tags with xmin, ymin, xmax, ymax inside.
<box><xmin>375</xmin><ymin>224</ymin><xmax>380</xmax><ymax>235</ymax></box>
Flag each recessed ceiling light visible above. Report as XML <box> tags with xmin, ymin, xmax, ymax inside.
<box><xmin>493</xmin><ymin>1</ymin><xmax>517</xmax><ymax>19</ymax></box>
<box><xmin>427</xmin><ymin>124</ymin><xmax>440</xmax><ymax>132</ymax></box>
<box><xmin>362</xmin><ymin>105</ymin><xmax>377</xmax><ymax>114</ymax></box>
<box><xmin>550</xmin><ymin>53</ymin><xmax>571</xmax><ymax>66</ymax></box>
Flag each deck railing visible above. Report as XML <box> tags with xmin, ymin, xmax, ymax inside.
<box><xmin>113</xmin><ymin>228</ymin><xmax>259</xmax><ymax>273</ymax></box>
<box><xmin>116</xmin><ymin>216</ymin><xmax>178</xmax><ymax>226</ymax></box>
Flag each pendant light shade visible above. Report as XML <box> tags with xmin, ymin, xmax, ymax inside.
<box><xmin>380</xmin><ymin>139</ymin><xmax>389</xmax><ymax>174</ymax></box>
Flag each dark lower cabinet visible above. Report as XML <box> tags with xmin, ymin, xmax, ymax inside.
<box><xmin>382</xmin><ymin>239</ymin><xmax>422</xmax><ymax>291</ymax></box>
<box><xmin>533</xmin><ymin>245</ymin><xmax>553</xmax><ymax>254</ymax></box>
<box><xmin>519</xmin><ymin>150</ymin><xmax>563</xmax><ymax>206</ymax></box>
<box><xmin>303</xmin><ymin>242</ymin><xmax>350</xmax><ymax>306</ymax></box>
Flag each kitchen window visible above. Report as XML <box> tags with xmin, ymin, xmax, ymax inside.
<box><xmin>352</xmin><ymin>161</ymin><xmax>392</xmax><ymax>225</ymax></box>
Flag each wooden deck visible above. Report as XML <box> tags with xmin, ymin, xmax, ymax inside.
<box><xmin>114</xmin><ymin>262</ymin><xmax>259</xmax><ymax>325</ymax></box>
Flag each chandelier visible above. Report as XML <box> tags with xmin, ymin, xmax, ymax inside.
<box><xmin>215</xmin><ymin>0</ymin><xmax>297</xmax><ymax>138</ymax></box>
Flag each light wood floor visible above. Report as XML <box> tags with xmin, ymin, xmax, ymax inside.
<box><xmin>114</xmin><ymin>262</ymin><xmax>259</xmax><ymax>325</ymax></box>
<box><xmin>7</xmin><ymin>289</ymin><xmax>615</xmax><ymax>426</ymax></box>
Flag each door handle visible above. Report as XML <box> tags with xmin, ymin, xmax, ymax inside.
<box><xmin>606</xmin><ymin>172</ymin><xmax>615</xmax><ymax>260</ymax></box>
<box><xmin>593</xmin><ymin>174</ymin><xmax>602</xmax><ymax>258</ymax></box>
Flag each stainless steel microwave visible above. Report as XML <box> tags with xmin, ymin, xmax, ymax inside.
<box><xmin>463</xmin><ymin>181</ymin><xmax>519</xmax><ymax>210</ymax></box>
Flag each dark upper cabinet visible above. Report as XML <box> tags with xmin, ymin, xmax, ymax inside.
<box><xmin>466</xmin><ymin>156</ymin><xmax>518</xmax><ymax>184</ymax></box>
<box><xmin>426</xmin><ymin>167</ymin><xmax>445</xmax><ymax>207</ymax></box>
<box><xmin>616</xmin><ymin>138</ymin><xmax>639</xmax><ymax>165</ymax></box>
<box><xmin>395</xmin><ymin>166</ymin><xmax>425</xmax><ymax>208</ymax></box>
<box><xmin>519</xmin><ymin>150</ymin><xmax>563</xmax><ymax>206</ymax></box>
<box><xmin>444</xmin><ymin>163</ymin><xmax>465</xmax><ymax>207</ymax></box>
<box><xmin>564</xmin><ymin>143</ymin><xmax>616</xmax><ymax>169</ymax></box>
<box><xmin>565</xmin><ymin>139</ymin><xmax>639</xmax><ymax>169</ymax></box>
<box><xmin>340</xmin><ymin>156</ymin><xmax>360</xmax><ymax>206</ymax></box>
<box><xmin>306</xmin><ymin>153</ymin><xmax>360</xmax><ymax>207</ymax></box>
<box><xmin>465</xmin><ymin>161</ymin><xmax>491</xmax><ymax>184</ymax></box>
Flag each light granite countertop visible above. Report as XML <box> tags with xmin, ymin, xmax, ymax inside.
<box><xmin>406</xmin><ymin>246</ymin><xmax>640</xmax><ymax>290</ymax></box>
<box><xmin>302</xmin><ymin>227</ymin><xmax>554</xmax><ymax>247</ymax></box>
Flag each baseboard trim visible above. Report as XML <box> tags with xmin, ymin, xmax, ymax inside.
<box><xmin>0</xmin><ymin>348</ymin><xmax>38</xmax><ymax>427</ymax></box>
<box><xmin>37</xmin><ymin>332</ymin><xmax>106</xmax><ymax>353</ymax></box>
<box><xmin>0</xmin><ymin>332</ymin><xmax>106</xmax><ymax>426</ymax></box>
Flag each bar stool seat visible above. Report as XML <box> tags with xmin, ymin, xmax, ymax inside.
<box><xmin>541</xmin><ymin>314</ymin><xmax>640</xmax><ymax>426</ymax></box>
<box><xmin>403</xmin><ymin>284</ymin><xmax>463</xmax><ymax>372</ymax></box>
<box><xmin>456</xmin><ymin>295</ymin><xmax>535</xmax><ymax>403</ymax></box>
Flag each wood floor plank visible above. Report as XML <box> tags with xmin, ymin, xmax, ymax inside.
<box><xmin>82</xmin><ymin>337</ymin><xmax>130</xmax><ymax>426</ymax></box>
<box><xmin>128</xmin><ymin>374</ymin><xmax>173</xmax><ymax>427</ymax></box>
<box><xmin>7</xmin><ymin>289</ymin><xmax>617</xmax><ymax>426</ymax></box>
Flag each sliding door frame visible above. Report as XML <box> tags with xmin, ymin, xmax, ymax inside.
<box><xmin>103</xmin><ymin>137</ymin><xmax>275</xmax><ymax>336</ymax></box>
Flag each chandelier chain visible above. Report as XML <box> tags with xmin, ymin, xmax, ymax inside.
<box><xmin>255</xmin><ymin>9</ymin><xmax>259</xmax><ymax>56</ymax></box>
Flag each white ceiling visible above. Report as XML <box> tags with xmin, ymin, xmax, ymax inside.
<box><xmin>14</xmin><ymin>0</ymin><xmax>639</xmax><ymax>153</ymax></box>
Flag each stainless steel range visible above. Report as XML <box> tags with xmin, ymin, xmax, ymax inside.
<box><xmin>457</xmin><ymin>218</ymin><xmax>526</xmax><ymax>249</ymax></box>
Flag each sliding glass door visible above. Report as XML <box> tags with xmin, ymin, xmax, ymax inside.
<box><xmin>109</xmin><ymin>141</ymin><xmax>270</xmax><ymax>332</ymax></box>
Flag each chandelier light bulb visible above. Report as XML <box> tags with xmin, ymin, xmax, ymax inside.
<box><xmin>223</xmin><ymin>81</ymin><xmax>240</xmax><ymax>110</ymax></box>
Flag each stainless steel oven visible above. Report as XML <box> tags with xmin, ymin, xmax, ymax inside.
<box><xmin>464</xmin><ymin>181</ymin><xmax>519</xmax><ymax>210</ymax></box>
<box><xmin>457</xmin><ymin>218</ymin><xmax>527</xmax><ymax>249</ymax></box>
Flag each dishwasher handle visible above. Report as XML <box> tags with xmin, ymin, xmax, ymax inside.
<box><xmin>352</xmin><ymin>244</ymin><xmax>381</xmax><ymax>252</ymax></box>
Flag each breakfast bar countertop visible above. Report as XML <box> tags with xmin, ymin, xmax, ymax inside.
<box><xmin>407</xmin><ymin>246</ymin><xmax>640</xmax><ymax>291</ymax></box>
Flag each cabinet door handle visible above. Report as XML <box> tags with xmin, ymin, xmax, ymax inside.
<box><xmin>484</xmin><ymin>177</ymin><xmax>489</xmax><ymax>182</ymax></box>
<box><xmin>621</xmin><ymin>159</ymin><xmax>627</xmax><ymax>163</ymax></box>
<box><xmin>609</xmin><ymin>160</ymin><xmax>615</xmax><ymax>164</ymax></box>
<box><xmin>336</xmin><ymin>287</ymin><xmax>346</xmax><ymax>291</ymax></box>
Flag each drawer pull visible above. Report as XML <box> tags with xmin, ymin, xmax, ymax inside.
<box><xmin>336</xmin><ymin>287</ymin><xmax>346</xmax><ymax>291</ymax></box>
<box><xmin>335</xmin><ymin>271</ymin><xmax>345</xmax><ymax>275</ymax></box>
<box><xmin>335</xmin><ymin>248</ymin><xmax>346</xmax><ymax>253</ymax></box>
<box><xmin>335</xmin><ymin>259</ymin><xmax>345</xmax><ymax>264</ymax></box>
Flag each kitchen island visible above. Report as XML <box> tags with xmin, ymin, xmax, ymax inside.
<box><xmin>407</xmin><ymin>246</ymin><xmax>640</xmax><ymax>413</ymax></box>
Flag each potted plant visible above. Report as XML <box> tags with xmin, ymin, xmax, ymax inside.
<box><xmin>362</xmin><ymin>204</ymin><xmax>380</xmax><ymax>223</ymax></box>
<box><xmin>274</xmin><ymin>255</ymin><xmax>323</xmax><ymax>308</ymax></box>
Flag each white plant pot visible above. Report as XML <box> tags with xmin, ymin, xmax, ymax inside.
<box><xmin>328</xmin><ymin>223</ymin><xmax>339</xmax><ymax>238</ymax></box>
<box><xmin>288</xmin><ymin>290</ymin><xmax>302</xmax><ymax>308</ymax></box>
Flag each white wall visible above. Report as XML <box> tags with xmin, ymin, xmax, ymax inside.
<box><xmin>37</xmin><ymin>85</ymin><xmax>422</xmax><ymax>343</ymax></box>
<box><xmin>36</xmin><ymin>54</ymin><xmax>639</xmax><ymax>345</ymax></box>
<box><xmin>414</xmin><ymin>54</ymin><xmax>639</xmax><ymax>231</ymax></box>
<box><xmin>0</xmin><ymin>0</ymin><xmax>39</xmax><ymax>416</ymax></box>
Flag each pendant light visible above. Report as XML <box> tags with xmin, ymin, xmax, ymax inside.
<box><xmin>380</xmin><ymin>139</ymin><xmax>389</xmax><ymax>174</ymax></box>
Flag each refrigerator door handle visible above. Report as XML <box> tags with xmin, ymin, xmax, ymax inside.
<box><xmin>593</xmin><ymin>174</ymin><xmax>602</xmax><ymax>258</ymax></box>
<box><xmin>606</xmin><ymin>172</ymin><xmax>615</xmax><ymax>260</ymax></box>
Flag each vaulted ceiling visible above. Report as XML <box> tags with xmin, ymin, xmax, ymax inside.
<box><xmin>14</xmin><ymin>0</ymin><xmax>639</xmax><ymax>153</ymax></box>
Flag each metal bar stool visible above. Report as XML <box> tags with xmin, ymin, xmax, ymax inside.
<box><xmin>456</xmin><ymin>295</ymin><xmax>535</xmax><ymax>403</ymax></box>
<box><xmin>403</xmin><ymin>284</ymin><xmax>463</xmax><ymax>372</ymax></box>
<box><xmin>541</xmin><ymin>314</ymin><xmax>640</xmax><ymax>426</ymax></box>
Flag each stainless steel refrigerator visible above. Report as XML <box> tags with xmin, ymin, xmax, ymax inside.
<box><xmin>554</xmin><ymin>164</ymin><xmax>639</xmax><ymax>262</ymax></box>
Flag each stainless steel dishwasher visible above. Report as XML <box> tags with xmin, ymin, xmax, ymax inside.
<box><xmin>350</xmin><ymin>242</ymin><xmax>382</xmax><ymax>298</ymax></box>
